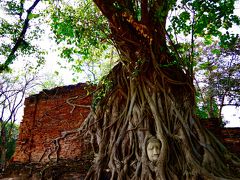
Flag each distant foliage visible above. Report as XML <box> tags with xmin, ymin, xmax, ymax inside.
<box><xmin>0</xmin><ymin>0</ymin><xmax>46</xmax><ymax>73</ymax></box>
<box><xmin>48</xmin><ymin>0</ymin><xmax>118</xmax><ymax>83</ymax></box>
<box><xmin>0</xmin><ymin>123</ymin><xmax>18</xmax><ymax>161</ymax></box>
<box><xmin>195</xmin><ymin>41</ymin><xmax>240</xmax><ymax>120</ymax></box>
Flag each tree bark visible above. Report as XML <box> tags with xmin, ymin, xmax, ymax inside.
<box><xmin>0</xmin><ymin>127</ymin><xmax>6</xmax><ymax>171</ymax></box>
<box><xmin>82</xmin><ymin>0</ymin><xmax>240</xmax><ymax>179</ymax></box>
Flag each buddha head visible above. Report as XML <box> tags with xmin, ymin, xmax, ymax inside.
<box><xmin>146</xmin><ymin>137</ymin><xmax>161</xmax><ymax>163</ymax></box>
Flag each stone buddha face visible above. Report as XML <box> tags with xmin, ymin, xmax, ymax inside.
<box><xmin>146</xmin><ymin>137</ymin><xmax>161</xmax><ymax>163</ymax></box>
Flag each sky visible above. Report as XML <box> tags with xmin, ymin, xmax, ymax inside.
<box><xmin>223</xmin><ymin>107</ymin><xmax>240</xmax><ymax>127</ymax></box>
<box><xmin>0</xmin><ymin>1</ymin><xmax>239</xmax><ymax>127</ymax></box>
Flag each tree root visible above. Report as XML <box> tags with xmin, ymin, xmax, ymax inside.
<box><xmin>82</xmin><ymin>62</ymin><xmax>240</xmax><ymax>179</ymax></box>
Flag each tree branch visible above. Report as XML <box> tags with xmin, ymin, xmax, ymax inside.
<box><xmin>3</xmin><ymin>0</ymin><xmax>41</xmax><ymax>68</ymax></box>
<box><xmin>141</xmin><ymin>0</ymin><xmax>148</xmax><ymax>24</ymax></box>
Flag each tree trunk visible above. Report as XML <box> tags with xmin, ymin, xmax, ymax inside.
<box><xmin>0</xmin><ymin>128</ymin><xmax>7</xmax><ymax>171</ymax></box>
<box><xmin>0</xmin><ymin>147</ymin><xmax>6</xmax><ymax>171</ymax></box>
<box><xmin>82</xmin><ymin>1</ymin><xmax>240</xmax><ymax>179</ymax></box>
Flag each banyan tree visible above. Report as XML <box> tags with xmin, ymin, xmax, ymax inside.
<box><xmin>77</xmin><ymin>0</ymin><xmax>240</xmax><ymax>179</ymax></box>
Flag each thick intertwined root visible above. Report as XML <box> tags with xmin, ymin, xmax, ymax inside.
<box><xmin>83</xmin><ymin>63</ymin><xmax>240</xmax><ymax>180</ymax></box>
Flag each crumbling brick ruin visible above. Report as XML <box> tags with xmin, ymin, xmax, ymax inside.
<box><xmin>13</xmin><ymin>83</ymin><xmax>94</xmax><ymax>164</ymax></box>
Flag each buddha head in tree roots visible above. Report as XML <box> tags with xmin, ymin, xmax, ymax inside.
<box><xmin>146</xmin><ymin>136</ymin><xmax>161</xmax><ymax>163</ymax></box>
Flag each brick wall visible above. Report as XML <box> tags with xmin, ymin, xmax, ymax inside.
<box><xmin>12</xmin><ymin>83</ymin><xmax>93</xmax><ymax>163</ymax></box>
<box><xmin>221</xmin><ymin>128</ymin><xmax>240</xmax><ymax>155</ymax></box>
<box><xmin>12</xmin><ymin>83</ymin><xmax>240</xmax><ymax>165</ymax></box>
<box><xmin>202</xmin><ymin>118</ymin><xmax>240</xmax><ymax>156</ymax></box>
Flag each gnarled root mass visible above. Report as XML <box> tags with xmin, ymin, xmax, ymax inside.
<box><xmin>81</xmin><ymin>62</ymin><xmax>240</xmax><ymax>180</ymax></box>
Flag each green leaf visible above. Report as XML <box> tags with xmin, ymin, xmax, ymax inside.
<box><xmin>28</xmin><ymin>13</ymin><xmax>40</xmax><ymax>20</ymax></box>
<box><xmin>211</xmin><ymin>49</ymin><xmax>221</xmax><ymax>55</ymax></box>
<box><xmin>199</xmin><ymin>62</ymin><xmax>211</xmax><ymax>70</ymax></box>
<box><xmin>179</xmin><ymin>12</ymin><xmax>190</xmax><ymax>21</ymax></box>
<box><xmin>204</xmin><ymin>35</ymin><xmax>213</xmax><ymax>45</ymax></box>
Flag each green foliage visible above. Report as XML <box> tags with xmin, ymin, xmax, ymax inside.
<box><xmin>4</xmin><ymin>0</ymin><xmax>24</xmax><ymax>16</ymax></box>
<box><xmin>211</xmin><ymin>49</ymin><xmax>221</xmax><ymax>55</ymax></box>
<box><xmin>40</xmin><ymin>72</ymin><xmax>65</xmax><ymax>90</ymax></box>
<box><xmin>0</xmin><ymin>0</ymin><xmax>239</xmax><ymax>124</ymax></box>
<box><xmin>195</xmin><ymin>95</ymin><xmax>219</xmax><ymax>119</ymax></box>
<box><xmin>48</xmin><ymin>0</ymin><xmax>117</xmax><ymax>82</ymax></box>
<box><xmin>92</xmin><ymin>77</ymin><xmax>113</xmax><ymax>110</ymax></box>
<box><xmin>28</xmin><ymin>13</ymin><xmax>40</xmax><ymax>20</ymax></box>
<box><xmin>194</xmin><ymin>41</ymin><xmax>240</xmax><ymax>120</ymax></box>
<box><xmin>195</xmin><ymin>95</ymin><xmax>209</xmax><ymax>119</ymax></box>
<box><xmin>0</xmin><ymin>123</ymin><xmax>19</xmax><ymax>161</ymax></box>
<box><xmin>168</xmin><ymin>0</ymin><xmax>240</xmax><ymax>47</ymax></box>
<box><xmin>166</xmin><ymin>0</ymin><xmax>240</xmax><ymax>119</ymax></box>
<box><xmin>0</xmin><ymin>0</ymin><xmax>46</xmax><ymax>72</ymax></box>
<box><xmin>171</xmin><ymin>11</ymin><xmax>191</xmax><ymax>35</ymax></box>
<box><xmin>49</xmin><ymin>0</ymin><xmax>109</xmax><ymax>59</ymax></box>
<box><xmin>47</xmin><ymin>0</ymin><xmax>118</xmax><ymax>83</ymax></box>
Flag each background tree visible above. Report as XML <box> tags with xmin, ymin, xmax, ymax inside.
<box><xmin>0</xmin><ymin>0</ymin><xmax>46</xmax><ymax>73</ymax></box>
<box><xmin>195</xmin><ymin>41</ymin><xmax>240</xmax><ymax>123</ymax></box>
<box><xmin>166</xmin><ymin>0</ymin><xmax>240</xmax><ymax>123</ymax></box>
<box><xmin>0</xmin><ymin>122</ymin><xmax>18</xmax><ymax>167</ymax></box>
<box><xmin>0</xmin><ymin>72</ymin><xmax>37</xmax><ymax>171</ymax></box>
<box><xmin>0</xmin><ymin>56</ymin><xmax>72</xmax><ymax>172</ymax></box>
<box><xmin>48</xmin><ymin>0</ymin><xmax>118</xmax><ymax>83</ymax></box>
